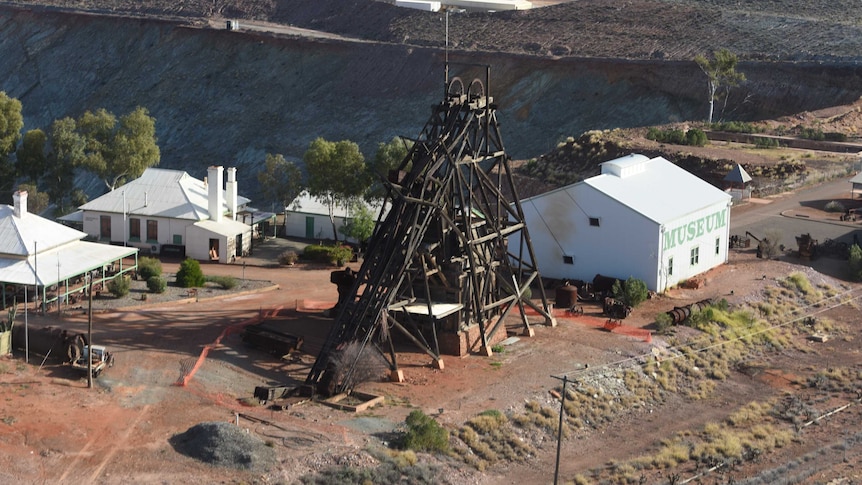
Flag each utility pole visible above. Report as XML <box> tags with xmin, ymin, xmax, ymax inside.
<box><xmin>551</xmin><ymin>374</ymin><xmax>570</xmax><ymax>485</ymax></box>
<box><xmin>87</xmin><ymin>274</ymin><xmax>93</xmax><ymax>389</ymax></box>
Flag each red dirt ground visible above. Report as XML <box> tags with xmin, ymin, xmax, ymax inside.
<box><xmin>2</xmin><ymin>195</ymin><xmax>862</xmax><ymax>483</ymax></box>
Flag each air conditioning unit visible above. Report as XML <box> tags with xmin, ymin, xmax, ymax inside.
<box><xmin>149</xmin><ymin>243</ymin><xmax>160</xmax><ymax>255</ymax></box>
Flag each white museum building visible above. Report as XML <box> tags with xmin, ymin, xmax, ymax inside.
<box><xmin>520</xmin><ymin>154</ymin><xmax>733</xmax><ymax>292</ymax></box>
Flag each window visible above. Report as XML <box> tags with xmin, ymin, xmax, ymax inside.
<box><xmin>690</xmin><ymin>247</ymin><xmax>699</xmax><ymax>266</ymax></box>
<box><xmin>146</xmin><ymin>219</ymin><xmax>158</xmax><ymax>242</ymax></box>
<box><xmin>563</xmin><ymin>255</ymin><xmax>574</xmax><ymax>265</ymax></box>
<box><xmin>715</xmin><ymin>237</ymin><xmax>721</xmax><ymax>255</ymax></box>
<box><xmin>589</xmin><ymin>217</ymin><xmax>600</xmax><ymax>227</ymax></box>
<box><xmin>173</xmin><ymin>234</ymin><xmax>183</xmax><ymax>245</ymax></box>
<box><xmin>100</xmin><ymin>215</ymin><xmax>111</xmax><ymax>240</ymax></box>
<box><xmin>668</xmin><ymin>257</ymin><xmax>673</xmax><ymax>276</ymax></box>
<box><xmin>129</xmin><ymin>218</ymin><xmax>140</xmax><ymax>241</ymax></box>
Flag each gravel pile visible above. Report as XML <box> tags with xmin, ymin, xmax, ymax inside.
<box><xmin>170</xmin><ymin>421</ymin><xmax>277</xmax><ymax>472</ymax></box>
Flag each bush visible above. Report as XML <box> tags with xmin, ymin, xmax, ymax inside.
<box><xmin>302</xmin><ymin>244</ymin><xmax>354</xmax><ymax>266</ymax></box>
<box><xmin>710</xmin><ymin>121</ymin><xmax>762</xmax><ymax>133</ymax></box>
<box><xmin>849</xmin><ymin>244</ymin><xmax>862</xmax><ymax>281</ymax></box>
<box><xmin>107</xmin><ymin>275</ymin><xmax>131</xmax><ymax>297</ymax></box>
<box><xmin>753</xmin><ymin>136</ymin><xmax>779</xmax><ymax>149</ymax></box>
<box><xmin>278</xmin><ymin>250</ymin><xmax>298</xmax><ymax>265</ymax></box>
<box><xmin>400</xmin><ymin>410</ymin><xmax>449</xmax><ymax>453</ymax></box>
<box><xmin>824</xmin><ymin>200</ymin><xmax>846</xmax><ymax>213</ymax></box>
<box><xmin>612</xmin><ymin>277</ymin><xmax>649</xmax><ymax>308</ymax></box>
<box><xmin>176</xmin><ymin>258</ymin><xmax>205</xmax><ymax>288</ymax></box>
<box><xmin>147</xmin><ymin>275</ymin><xmax>167</xmax><ymax>293</ymax></box>
<box><xmin>655</xmin><ymin>312</ymin><xmax>673</xmax><ymax>333</ymax></box>
<box><xmin>799</xmin><ymin>127</ymin><xmax>825</xmax><ymax>141</ymax></box>
<box><xmin>646</xmin><ymin>127</ymin><xmax>706</xmax><ymax>146</ymax></box>
<box><xmin>206</xmin><ymin>275</ymin><xmax>238</xmax><ymax>289</ymax></box>
<box><xmin>137</xmin><ymin>256</ymin><xmax>162</xmax><ymax>280</ymax></box>
<box><xmin>685</xmin><ymin>128</ymin><xmax>707</xmax><ymax>147</ymax></box>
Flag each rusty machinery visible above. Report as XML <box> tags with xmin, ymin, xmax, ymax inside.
<box><xmin>304</xmin><ymin>66</ymin><xmax>555</xmax><ymax>397</ymax></box>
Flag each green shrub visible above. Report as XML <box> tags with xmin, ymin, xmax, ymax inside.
<box><xmin>400</xmin><ymin>410</ymin><xmax>449</xmax><ymax>453</ymax></box>
<box><xmin>799</xmin><ymin>127</ymin><xmax>825</xmax><ymax>140</ymax></box>
<box><xmin>753</xmin><ymin>136</ymin><xmax>779</xmax><ymax>149</ymax></box>
<box><xmin>710</xmin><ymin>121</ymin><xmax>762</xmax><ymax>133</ymax></box>
<box><xmin>655</xmin><ymin>312</ymin><xmax>673</xmax><ymax>333</ymax></box>
<box><xmin>206</xmin><ymin>275</ymin><xmax>238</xmax><ymax>289</ymax></box>
<box><xmin>612</xmin><ymin>277</ymin><xmax>649</xmax><ymax>308</ymax></box>
<box><xmin>176</xmin><ymin>258</ymin><xmax>205</xmax><ymax>288</ymax></box>
<box><xmin>146</xmin><ymin>275</ymin><xmax>167</xmax><ymax>293</ymax></box>
<box><xmin>302</xmin><ymin>244</ymin><xmax>354</xmax><ymax>266</ymax></box>
<box><xmin>107</xmin><ymin>275</ymin><xmax>131</xmax><ymax>297</ymax></box>
<box><xmin>302</xmin><ymin>244</ymin><xmax>330</xmax><ymax>263</ymax></box>
<box><xmin>849</xmin><ymin>244</ymin><xmax>862</xmax><ymax>281</ymax></box>
<box><xmin>646</xmin><ymin>127</ymin><xmax>706</xmax><ymax>146</ymax></box>
<box><xmin>685</xmin><ymin>128</ymin><xmax>708</xmax><ymax>146</ymax></box>
<box><xmin>137</xmin><ymin>256</ymin><xmax>162</xmax><ymax>280</ymax></box>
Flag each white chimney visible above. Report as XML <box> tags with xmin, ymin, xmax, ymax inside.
<box><xmin>12</xmin><ymin>190</ymin><xmax>27</xmax><ymax>218</ymax></box>
<box><xmin>226</xmin><ymin>167</ymin><xmax>238</xmax><ymax>221</ymax></box>
<box><xmin>207</xmin><ymin>166</ymin><xmax>224</xmax><ymax>223</ymax></box>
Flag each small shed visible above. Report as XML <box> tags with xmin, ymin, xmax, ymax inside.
<box><xmin>186</xmin><ymin>219</ymin><xmax>251</xmax><ymax>263</ymax></box>
<box><xmin>723</xmin><ymin>163</ymin><xmax>752</xmax><ymax>201</ymax></box>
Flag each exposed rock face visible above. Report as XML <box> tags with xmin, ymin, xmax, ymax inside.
<box><xmin>1</xmin><ymin>3</ymin><xmax>861</xmax><ymax>202</ymax></box>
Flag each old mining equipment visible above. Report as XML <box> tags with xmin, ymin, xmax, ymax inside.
<box><xmin>303</xmin><ymin>66</ymin><xmax>555</xmax><ymax>397</ymax></box>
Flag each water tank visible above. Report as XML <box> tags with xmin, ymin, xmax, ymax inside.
<box><xmin>555</xmin><ymin>284</ymin><xmax>578</xmax><ymax>309</ymax></box>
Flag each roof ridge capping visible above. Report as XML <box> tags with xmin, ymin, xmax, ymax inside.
<box><xmin>600</xmin><ymin>153</ymin><xmax>653</xmax><ymax>178</ymax></box>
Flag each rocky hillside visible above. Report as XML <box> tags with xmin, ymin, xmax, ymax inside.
<box><xmin>1</xmin><ymin>1</ymin><xmax>861</xmax><ymax>203</ymax></box>
<box><xmin>8</xmin><ymin>0</ymin><xmax>862</xmax><ymax>61</ymax></box>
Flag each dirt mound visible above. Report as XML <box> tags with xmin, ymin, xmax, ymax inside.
<box><xmin>170</xmin><ymin>421</ymin><xmax>277</xmax><ymax>472</ymax></box>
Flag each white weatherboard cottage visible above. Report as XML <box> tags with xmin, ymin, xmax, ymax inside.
<box><xmin>0</xmin><ymin>190</ymin><xmax>138</xmax><ymax>311</ymax></box>
<box><xmin>520</xmin><ymin>154</ymin><xmax>732</xmax><ymax>292</ymax></box>
<box><xmin>283</xmin><ymin>191</ymin><xmax>386</xmax><ymax>243</ymax></box>
<box><xmin>76</xmin><ymin>166</ymin><xmax>253</xmax><ymax>263</ymax></box>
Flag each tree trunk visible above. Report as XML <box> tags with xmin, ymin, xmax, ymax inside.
<box><xmin>327</xmin><ymin>194</ymin><xmax>339</xmax><ymax>242</ymax></box>
<box><xmin>707</xmin><ymin>81</ymin><xmax>717</xmax><ymax>124</ymax></box>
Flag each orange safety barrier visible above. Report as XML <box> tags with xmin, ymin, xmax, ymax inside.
<box><xmin>519</xmin><ymin>305</ymin><xmax>652</xmax><ymax>343</ymax></box>
<box><xmin>174</xmin><ymin>306</ymin><xmax>284</xmax><ymax>386</ymax></box>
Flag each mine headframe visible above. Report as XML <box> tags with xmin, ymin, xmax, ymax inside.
<box><xmin>304</xmin><ymin>68</ymin><xmax>555</xmax><ymax>398</ymax></box>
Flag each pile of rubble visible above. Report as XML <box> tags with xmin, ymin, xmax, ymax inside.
<box><xmin>170</xmin><ymin>421</ymin><xmax>277</xmax><ymax>472</ymax></box>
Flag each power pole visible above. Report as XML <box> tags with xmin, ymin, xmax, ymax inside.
<box><xmin>87</xmin><ymin>274</ymin><xmax>93</xmax><ymax>389</ymax></box>
<box><xmin>551</xmin><ymin>374</ymin><xmax>569</xmax><ymax>485</ymax></box>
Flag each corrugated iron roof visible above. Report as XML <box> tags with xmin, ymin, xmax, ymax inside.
<box><xmin>587</xmin><ymin>155</ymin><xmax>731</xmax><ymax>223</ymax></box>
<box><xmin>288</xmin><ymin>191</ymin><xmax>388</xmax><ymax>219</ymax></box>
<box><xmin>192</xmin><ymin>219</ymin><xmax>251</xmax><ymax>237</ymax></box>
<box><xmin>723</xmin><ymin>163</ymin><xmax>752</xmax><ymax>184</ymax></box>
<box><xmin>0</xmin><ymin>241</ymin><xmax>137</xmax><ymax>286</ymax></box>
<box><xmin>0</xmin><ymin>205</ymin><xmax>87</xmax><ymax>256</ymax></box>
<box><xmin>522</xmin><ymin>154</ymin><xmax>731</xmax><ymax>224</ymax></box>
<box><xmin>79</xmin><ymin>168</ymin><xmax>250</xmax><ymax>220</ymax></box>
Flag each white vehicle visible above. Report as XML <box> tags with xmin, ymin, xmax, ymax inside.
<box><xmin>70</xmin><ymin>345</ymin><xmax>114</xmax><ymax>378</ymax></box>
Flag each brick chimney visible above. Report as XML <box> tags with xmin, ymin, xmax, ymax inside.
<box><xmin>12</xmin><ymin>190</ymin><xmax>27</xmax><ymax>218</ymax></box>
<box><xmin>207</xmin><ymin>166</ymin><xmax>224</xmax><ymax>223</ymax></box>
<box><xmin>226</xmin><ymin>167</ymin><xmax>238</xmax><ymax>221</ymax></box>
